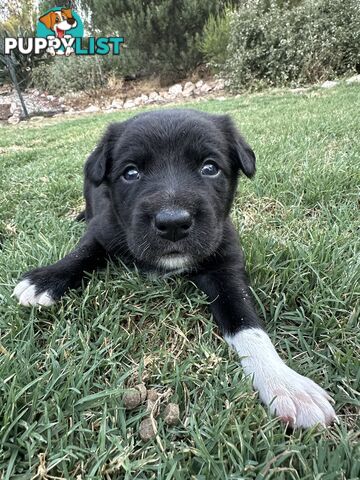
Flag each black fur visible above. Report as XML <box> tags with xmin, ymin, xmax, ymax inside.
<box><xmin>17</xmin><ymin>109</ymin><xmax>262</xmax><ymax>335</ymax></box>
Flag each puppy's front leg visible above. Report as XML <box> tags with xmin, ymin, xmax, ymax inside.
<box><xmin>13</xmin><ymin>229</ymin><xmax>106</xmax><ymax>307</ymax></box>
<box><xmin>193</xmin><ymin>230</ymin><xmax>336</xmax><ymax>428</ymax></box>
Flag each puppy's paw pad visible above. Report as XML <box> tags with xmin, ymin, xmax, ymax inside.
<box><xmin>13</xmin><ymin>279</ymin><xmax>55</xmax><ymax>307</ymax></box>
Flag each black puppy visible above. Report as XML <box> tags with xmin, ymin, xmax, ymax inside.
<box><xmin>14</xmin><ymin>109</ymin><xmax>336</xmax><ymax>428</ymax></box>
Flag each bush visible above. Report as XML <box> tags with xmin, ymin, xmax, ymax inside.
<box><xmin>85</xmin><ymin>0</ymin><xmax>229</xmax><ymax>83</ymax></box>
<box><xmin>32</xmin><ymin>56</ymin><xmax>108</xmax><ymax>94</ymax></box>
<box><xmin>222</xmin><ymin>0</ymin><xmax>360</xmax><ymax>91</ymax></box>
<box><xmin>200</xmin><ymin>7</ymin><xmax>231</xmax><ymax>73</ymax></box>
<box><xmin>0</xmin><ymin>21</ymin><xmax>38</xmax><ymax>89</ymax></box>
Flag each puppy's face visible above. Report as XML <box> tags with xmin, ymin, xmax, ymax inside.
<box><xmin>39</xmin><ymin>9</ymin><xmax>77</xmax><ymax>37</ymax></box>
<box><xmin>86</xmin><ymin>110</ymin><xmax>255</xmax><ymax>271</ymax></box>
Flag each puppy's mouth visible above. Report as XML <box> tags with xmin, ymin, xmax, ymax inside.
<box><xmin>162</xmin><ymin>250</ymin><xmax>181</xmax><ymax>256</ymax></box>
<box><xmin>56</xmin><ymin>27</ymin><xmax>65</xmax><ymax>38</ymax></box>
<box><xmin>55</xmin><ymin>22</ymin><xmax>75</xmax><ymax>37</ymax></box>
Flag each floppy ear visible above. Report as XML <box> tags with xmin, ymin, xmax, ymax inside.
<box><xmin>84</xmin><ymin>122</ymin><xmax>126</xmax><ymax>186</ymax></box>
<box><xmin>61</xmin><ymin>8</ymin><xmax>72</xmax><ymax>18</ymax></box>
<box><xmin>39</xmin><ymin>11</ymin><xmax>56</xmax><ymax>30</ymax></box>
<box><xmin>213</xmin><ymin>115</ymin><xmax>256</xmax><ymax>178</ymax></box>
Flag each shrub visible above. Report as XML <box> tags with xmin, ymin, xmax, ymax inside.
<box><xmin>32</xmin><ymin>56</ymin><xmax>108</xmax><ymax>94</ymax></box>
<box><xmin>200</xmin><ymin>7</ymin><xmax>231</xmax><ymax>73</ymax></box>
<box><xmin>0</xmin><ymin>20</ymin><xmax>38</xmax><ymax>89</ymax></box>
<box><xmin>222</xmin><ymin>0</ymin><xmax>360</xmax><ymax>91</ymax></box>
<box><xmin>84</xmin><ymin>0</ymin><xmax>229</xmax><ymax>83</ymax></box>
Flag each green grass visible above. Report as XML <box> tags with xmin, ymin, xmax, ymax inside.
<box><xmin>0</xmin><ymin>85</ymin><xmax>359</xmax><ymax>479</ymax></box>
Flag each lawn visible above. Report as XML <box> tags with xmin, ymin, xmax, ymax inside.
<box><xmin>0</xmin><ymin>85</ymin><xmax>359</xmax><ymax>479</ymax></box>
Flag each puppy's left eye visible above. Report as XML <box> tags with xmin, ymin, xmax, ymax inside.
<box><xmin>123</xmin><ymin>166</ymin><xmax>140</xmax><ymax>181</ymax></box>
<box><xmin>201</xmin><ymin>161</ymin><xmax>220</xmax><ymax>176</ymax></box>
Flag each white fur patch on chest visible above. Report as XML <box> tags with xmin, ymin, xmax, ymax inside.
<box><xmin>225</xmin><ymin>328</ymin><xmax>336</xmax><ymax>428</ymax></box>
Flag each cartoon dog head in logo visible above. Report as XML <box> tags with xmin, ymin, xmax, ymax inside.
<box><xmin>39</xmin><ymin>8</ymin><xmax>77</xmax><ymax>39</ymax></box>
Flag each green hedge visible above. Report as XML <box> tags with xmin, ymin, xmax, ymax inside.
<box><xmin>222</xmin><ymin>0</ymin><xmax>360</xmax><ymax>90</ymax></box>
<box><xmin>85</xmin><ymin>0</ymin><xmax>229</xmax><ymax>84</ymax></box>
<box><xmin>200</xmin><ymin>7</ymin><xmax>231</xmax><ymax>73</ymax></box>
<box><xmin>32</xmin><ymin>56</ymin><xmax>110</xmax><ymax>94</ymax></box>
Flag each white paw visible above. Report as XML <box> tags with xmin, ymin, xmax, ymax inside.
<box><xmin>226</xmin><ymin>328</ymin><xmax>337</xmax><ymax>429</ymax></box>
<box><xmin>13</xmin><ymin>279</ymin><xmax>55</xmax><ymax>307</ymax></box>
<box><xmin>65</xmin><ymin>46</ymin><xmax>74</xmax><ymax>56</ymax></box>
<box><xmin>255</xmin><ymin>364</ymin><xmax>336</xmax><ymax>428</ymax></box>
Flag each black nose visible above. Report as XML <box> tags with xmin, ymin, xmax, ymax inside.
<box><xmin>154</xmin><ymin>209</ymin><xmax>192</xmax><ymax>242</ymax></box>
<box><xmin>67</xmin><ymin>17</ymin><xmax>76</xmax><ymax>25</ymax></box>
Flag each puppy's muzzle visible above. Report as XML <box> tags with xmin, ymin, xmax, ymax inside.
<box><xmin>154</xmin><ymin>209</ymin><xmax>193</xmax><ymax>242</ymax></box>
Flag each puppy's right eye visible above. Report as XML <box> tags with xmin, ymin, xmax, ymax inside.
<box><xmin>201</xmin><ymin>160</ymin><xmax>220</xmax><ymax>177</ymax></box>
<box><xmin>123</xmin><ymin>166</ymin><xmax>140</xmax><ymax>182</ymax></box>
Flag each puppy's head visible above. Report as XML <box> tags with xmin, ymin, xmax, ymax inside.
<box><xmin>39</xmin><ymin>8</ymin><xmax>77</xmax><ymax>37</ymax></box>
<box><xmin>86</xmin><ymin>109</ymin><xmax>255</xmax><ymax>271</ymax></box>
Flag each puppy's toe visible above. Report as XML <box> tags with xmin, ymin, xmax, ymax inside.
<box><xmin>18</xmin><ymin>282</ymin><xmax>38</xmax><ymax>306</ymax></box>
<box><xmin>294</xmin><ymin>379</ymin><xmax>337</xmax><ymax>427</ymax></box>
<box><xmin>13</xmin><ymin>279</ymin><xmax>37</xmax><ymax>306</ymax></box>
<box><xmin>271</xmin><ymin>394</ymin><xmax>297</xmax><ymax>427</ymax></box>
<box><xmin>13</xmin><ymin>279</ymin><xmax>32</xmax><ymax>299</ymax></box>
<box><xmin>37</xmin><ymin>291</ymin><xmax>56</xmax><ymax>306</ymax></box>
<box><xmin>293</xmin><ymin>393</ymin><xmax>327</xmax><ymax>428</ymax></box>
